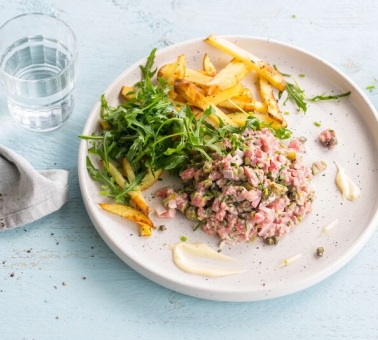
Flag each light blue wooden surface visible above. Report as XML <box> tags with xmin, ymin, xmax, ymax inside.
<box><xmin>1</xmin><ymin>1</ymin><xmax>378</xmax><ymax>339</ymax></box>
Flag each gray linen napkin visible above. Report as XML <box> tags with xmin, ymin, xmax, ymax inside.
<box><xmin>0</xmin><ymin>145</ymin><xmax>69</xmax><ymax>230</ymax></box>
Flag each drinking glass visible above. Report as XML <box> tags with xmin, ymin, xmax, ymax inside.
<box><xmin>0</xmin><ymin>13</ymin><xmax>78</xmax><ymax>132</ymax></box>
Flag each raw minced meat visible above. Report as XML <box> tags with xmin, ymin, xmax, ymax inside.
<box><xmin>318</xmin><ymin>129</ymin><xmax>337</xmax><ymax>149</ymax></box>
<box><xmin>156</xmin><ymin>128</ymin><xmax>315</xmax><ymax>245</ymax></box>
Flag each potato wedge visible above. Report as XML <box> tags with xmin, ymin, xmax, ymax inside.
<box><xmin>101</xmin><ymin>160</ymin><xmax>150</xmax><ymax>215</ymax></box>
<box><xmin>258</xmin><ymin>77</ymin><xmax>287</xmax><ymax>127</ymax></box>
<box><xmin>203</xmin><ymin>59</ymin><xmax>249</xmax><ymax>96</ymax></box>
<box><xmin>205</xmin><ymin>83</ymin><xmax>244</xmax><ymax>105</ymax></box>
<box><xmin>202</xmin><ymin>53</ymin><xmax>217</xmax><ymax>77</ymax></box>
<box><xmin>205</xmin><ymin>34</ymin><xmax>286</xmax><ymax>91</ymax></box>
<box><xmin>99</xmin><ymin>203</ymin><xmax>153</xmax><ymax>227</ymax></box>
<box><xmin>174</xmin><ymin>78</ymin><xmax>238</xmax><ymax>127</ymax></box>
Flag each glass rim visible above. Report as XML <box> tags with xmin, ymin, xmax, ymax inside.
<box><xmin>0</xmin><ymin>12</ymin><xmax>78</xmax><ymax>84</ymax></box>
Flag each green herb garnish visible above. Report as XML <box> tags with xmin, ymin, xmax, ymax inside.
<box><xmin>275</xmin><ymin>65</ymin><xmax>351</xmax><ymax>112</ymax></box>
<box><xmin>366</xmin><ymin>84</ymin><xmax>376</xmax><ymax>92</ymax></box>
<box><xmin>193</xmin><ymin>219</ymin><xmax>206</xmax><ymax>231</ymax></box>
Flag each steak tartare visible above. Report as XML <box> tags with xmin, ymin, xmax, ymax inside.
<box><xmin>156</xmin><ymin>128</ymin><xmax>315</xmax><ymax>245</ymax></box>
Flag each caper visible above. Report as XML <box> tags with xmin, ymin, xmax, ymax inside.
<box><xmin>265</xmin><ymin>237</ymin><xmax>275</xmax><ymax>245</ymax></box>
<box><xmin>317</xmin><ymin>246</ymin><xmax>324</xmax><ymax>256</ymax></box>
<box><xmin>265</xmin><ymin>236</ymin><xmax>279</xmax><ymax>245</ymax></box>
<box><xmin>244</xmin><ymin>183</ymin><xmax>254</xmax><ymax>191</ymax></box>
<box><xmin>185</xmin><ymin>206</ymin><xmax>199</xmax><ymax>221</ymax></box>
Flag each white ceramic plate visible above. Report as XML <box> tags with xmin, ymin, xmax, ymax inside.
<box><xmin>78</xmin><ymin>36</ymin><xmax>378</xmax><ymax>302</ymax></box>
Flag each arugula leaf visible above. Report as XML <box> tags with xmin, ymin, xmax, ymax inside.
<box><xmin>308</xmin><ymin>91</ymin><xmax>351</xmax><ymax>102</ymax></box>
<box><xmin>282</xmin><ymin>81</ymin><xmax>308</xmax><ymax>112</ymax></box>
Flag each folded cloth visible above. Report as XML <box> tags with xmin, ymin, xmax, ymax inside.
<box><xmin>0</xmin><ymin>145</ymin><xmax>69</xmax><ymax>230</ymax></box>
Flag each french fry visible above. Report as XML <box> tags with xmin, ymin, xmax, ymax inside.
<box><xmin>205</xmin><ymin>83</ymin><xmax>244</xmax><ymax>105</ymax></box>
<box><xmin>225</xmin><ymin>112</ymin><xmax>249</xmax><ymax>127</ymax></box>
<box><xmin>174</xmin><ymin>78</ymin><xmax>213</xmax><ymax>109</ymax></box>
<box><xmin>234</xmin><ymin>87</ymin><xmax>253</xmax><ymax>102</ymax></box>
<box><xmin>101</xmin><ymin>160</ymin><xmax>127</xmax><ymax>189</ymax></box>
<box><xmin>203</xmin><ymin>59</ymin><xmax>249</xmax><ymax>96</ymax></box>
<box><xmin>227</xmin><ymin>111</ymin><xmax>285</xmax><ymax>129</ymax></box>
<box><xmin>258</xmin><ymin>77</ymin><xmax>287</xmax><ymax>127</ymax></box>
<box><xmin>157</xmin><ymin>54</ymin><xmax>186</xmax><ymax>99</ymax></box>
<box><xmin>188</xmin><ymin>106</ymin><xmax>204</xmax><ymax>119</ymax></box>
<box><xmin>202</xmin><ymin>53</ymin><xmax>217</xmax><ymax>77</ymax></box>
<box><xmin>184</xmin><ymin>68</ymin><xmax>212</xmax><ymax>86</ymax></box>
<box><xmin>174</xmin><ymin>78</ymin><xmax>238</xmax><ymax>127</ymax></box>
<box><xmin>252</xmin><ymin>112</ymin><xmax>285</xmax><ymax>129</ymax></box>
<box><xmin>217</xmin><ymin>98</ymin><xmax>267</xmax><ymax>114</ymax></box>
<box><xmin>158</xmin><ymin>63</ymin><xmax>176</xmax><ymax>80</ymax></box>
<box><xmin>121</xmin><ymin>158</ymin><xmax>137</xmax><ymax>182</ymax></box>
<box><xmin>121</xmin><ymin>158</ymin><xmax>150</xmax><ymax>215</ymax></box>
<box><xmin>139</xmin><ymin>168</ymin><xmax>164</xmax><ymax>191</ymax></box>
<box><xmin>101</xmin><ymin>160</ymin><xmax>150</xmax><ymax>215</ymax></box>
<box><xmin>99</xmin><ymin>203</ymin><xmax>153</xmax><ymax>227</ymax></box>
<box><xmin>172</xmin><ymin>54</ymin><xmax>186</xmax><ymax>81</ymax></box>
<box><xmin>205</xmin><ymin>34</ymin><xmax>286</xmax><ymax>91</ymax></box>
<box><xmin>99</xmin><ymin>120</ymin><xmax>112</xmax><ymax>131</ymax></box>
<box><xmin>138</xmin><ymin>223</ymin><xmax>152</xmax><ymax>236</ymax></box>
<box><xmin>120</xmin><ymin>86</ymin><xmax>136</xmax><ymax>100</ymax></box>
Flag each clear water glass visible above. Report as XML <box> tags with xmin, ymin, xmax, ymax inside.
<box><xmin>0</xmin><ymin>13</ymin><xmax>78</xmax><ymax>132</ymax></box>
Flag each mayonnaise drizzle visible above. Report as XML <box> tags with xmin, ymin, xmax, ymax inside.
<box><xmin>171</xmin><ymin>242</ymin><xmax>245</xmax><ymax>277</ymax></box>
<box><xmin>335</xmin><ymin>162</ymin><xmax>360</xmax><ymax>201</ymax></box>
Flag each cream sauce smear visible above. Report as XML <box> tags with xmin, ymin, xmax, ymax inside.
<box><xmin>172</xmin><ymin>242</ymin><xmax>245</xmax><ymax>277</ymax></box>
<box><xmin>335</xmin><ymin>163</ymin><xmax>361</xmax><ymax>201</ymax></box>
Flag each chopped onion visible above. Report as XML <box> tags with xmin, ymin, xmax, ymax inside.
<box><xmin>223</xmin><ymin>169</ymin><xmax>234</xmax><ymax>179</ymax></box>
<box><xmin>311</xmin><ymin>160</ymin><xmax>327</xmax><ymax>175</ymax></box>
<box><xmin>155</xmin><ymin>204</ymin><xmax>168</xmax><ymax>216</ymax></box>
